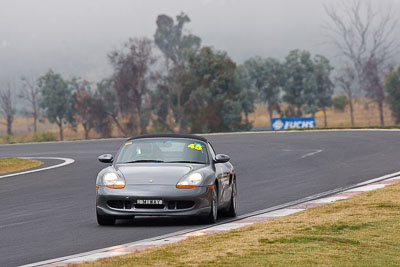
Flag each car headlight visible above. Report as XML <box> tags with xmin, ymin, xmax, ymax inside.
<box><xmin>103</xmin><ymin>172</ymin><xmax>125</xmax><ymax>189</ymax></box>
<box><xmin>176</xmin><ymin>173</ymin><xmax>203</xmax><ymax>189</ymax></box>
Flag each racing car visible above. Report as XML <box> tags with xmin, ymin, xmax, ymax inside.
<box><xmin>95</xmin><ymin>133</ymin><xmax>237</xmax><ymax>225</ymax></box>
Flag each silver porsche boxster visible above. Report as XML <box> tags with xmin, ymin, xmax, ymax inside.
<box><xmin>95</xmin><ymin>134</ymin><xmax>237</xmax><ymax>225</ymax></box>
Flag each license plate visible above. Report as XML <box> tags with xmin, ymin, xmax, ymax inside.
<box><xmin>136</xmin><ymin>199</ymin><xmax>163</xmax><ymax>205</ymax></box>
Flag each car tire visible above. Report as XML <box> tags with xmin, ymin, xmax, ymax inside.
<box><xmin>97</xmin><ymin>212</ymin><xmax>116</xmax><ymax>226</ymax></box>
<box><xmin>226</xmin><ymin>179</ymin><xmax>237</xmax><ymax>217</ymax></box>
<box><xmin>201</xmin><ymin>185</ymin><xmax>218</xmax><ymax>224</ymax></box>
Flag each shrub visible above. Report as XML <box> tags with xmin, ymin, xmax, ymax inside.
<box><xmin>385</xmin><ymin>66</ymin><xmax>400</xmax><ymax>124</ymax></box>
<box><xmin>0</xmin><ymin>134</ymin><xmax>15</xmax><ymax>144</ymax></box>
<box><xmin>332</xmin><ymin>95</ymin><xmax>348</xmax><ymax>112</ymax></box>
<box><xmin>31</xmin><ymin>131</ymin><xmax>57</xmax><ymax>142</ymax></box>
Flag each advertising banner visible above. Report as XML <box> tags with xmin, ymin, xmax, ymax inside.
<box><xmin>271</xmin><ymin>117</ymin><xmax>316</xmax><ymax>130</ymax></box>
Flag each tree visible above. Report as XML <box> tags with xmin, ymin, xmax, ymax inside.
<box><xmin>154</xmin><ymin>13</ymin><xmax>201</xmax><ymax>69</ymax></box>
<box><xmin>312</xmin><ymin>55</ymin><xmax>334</xmax><ymax>127</ymax></box>
<box><xmin>241</xmin><ymin>57</ymin><xmax>282</xmax><ymax>121</ymax></box>
<box><xmin>150</xmin><ymin>76</ymin><xmax>174</xmax><ymax>132</ymax></box>
<box><xmin>95</xmin><ymin>79</ymin><xmax>124</xmax><ymax>136</ymax></box>
<box><xmin>89</xmin><ymin>98</ymin><xmax>112</xmax><ymax>138</ymax></box>
<box><xmin>20</xmin><ymin>77</ymin><xmax>40</xmax><ymax>132</ymax></box>
<box><xmin>332</xmin><ymin>95</ymin><xmax>349</xmax><ymax>112</ymax></box>
<box><xmin>38</xmin><ymin>70</ymin><xmax>75</xmax><ymax>141</ymax></box>
<box><xmin>90</xmin><ymin>80</ymin><xmax>116</xmax><ymax>138</ymax></box>
<box><xmin>154</xmin><ymin>13</ymin><xmax>201</xmax><ymax>132</ymax></box>
<box><xmin>282</xmin><ymin>50</ymin><xmax>315</xmax><ymax>116</ymax></box>
<box><xmin>109</xmin><ymin>37</ymin><xmax>155</xmax><ymax>135</ymax></box>
<box><xmin>0</xmin><ymin>85</ymin><xmax>16</xmax><ymax>135</ymax></box>
<box><xmin>236</xmin><ymin>66</ymin><xmax>257</xmax><ymax>127</ymax></box>
<box><xmin>71</xmin><ymin>78</ymin><xmax>94</xmax><ymax>139</ymax></box>
<box><xmin>385</xmin><ymin>66</ymin><xmax>400</xmax><ymax>124</ymax></box>
<box><xmin>185</xmin><ymin>47</ymin><xmax>253</xmax><ymax>133</ymax></box>
<box><xmin>324</xmin><ymin>0</ymin><xmax>399</xmax><ymax>125</ymax></box>
<box><xmin>363</xmin><ymin>56</ymin><xmax>386</xmax><ymax>125</ymax></box>
<box><xmin>335</xmin><ymin>67</ymin><xmax>357</xmax><ymax>125</ymax></box>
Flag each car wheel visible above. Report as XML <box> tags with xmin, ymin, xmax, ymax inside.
<box><xmin>96</xmin><ymin>212</ymin><xmax>116</xmax><ymax>226</ymax></box>
<box><xmin>201</xmin><ymin>184</ymin><xmax>218</xmax><ymax>224</ymax></box>
<box><xmin>226</xmin><ymin>179</ymin><xmax>237</xmax><ymax>217</ymax></box>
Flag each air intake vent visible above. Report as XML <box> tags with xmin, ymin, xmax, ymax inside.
<box><xmin>167</xmin><ymin>201</ymin><xmax>195</xmax><ymax>210</ymax></box>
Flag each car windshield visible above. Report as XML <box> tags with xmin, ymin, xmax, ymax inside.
<box><xmin>116</xmin><ymin>138</ymin><xmax>209</xmax><ymax>164</ymax></box>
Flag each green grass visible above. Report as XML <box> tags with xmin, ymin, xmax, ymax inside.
<box><xmin>0</xmin><ymin>131</ymin><xmax>58</xmax><ymax>144</ymax></box>
<box><xmin>0</xmin><ymin>157</ymin><xmax>43</xmax><ymax>174</ymax></box>
<box><xmin>259</xmin><ymin>235</ymin><xmax>361</xmax><ymax>245</ymax></box>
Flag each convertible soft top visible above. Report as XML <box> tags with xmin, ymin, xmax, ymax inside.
<box><xmin>127</xmin><ymin>133</ymin><xmax>208</xmax><ymax>143</ymax></box>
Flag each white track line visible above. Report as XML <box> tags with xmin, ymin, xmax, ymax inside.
<box><xmin>301</xmin><ymin>149</ymin><xmax>323</xmax><ymax>159</ymax></box>
<box><xmin>0</xmin><ymin>157</ymin><xmax>75</xmax><ymax>179</ymax></box>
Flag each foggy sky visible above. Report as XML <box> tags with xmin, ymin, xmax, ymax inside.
<box><xmin>1</xmin><ymin>0</ymin><xmax>399</xmax><ymax>86</ymax></box>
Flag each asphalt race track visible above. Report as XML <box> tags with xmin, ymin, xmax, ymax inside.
<box><xmin>1</xmin><ymin>130</ymin><xmax>400</xmax><ymax>266</ymax></box>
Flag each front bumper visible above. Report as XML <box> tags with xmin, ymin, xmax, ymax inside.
<box><xmin>96</xmin><ymin>184</ymin><xmax>212</xmax><ymax>217</ymax></box>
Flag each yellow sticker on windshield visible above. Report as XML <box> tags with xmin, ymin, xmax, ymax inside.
<box><xmin>125</xmin><ymin>142</ymin><xmax>132</xmax><ymax>145</ymax></box>
<box><xmin>188</xmin><ymin>143</ymin><xmax>202</xmax><ymax>150</ymax></box>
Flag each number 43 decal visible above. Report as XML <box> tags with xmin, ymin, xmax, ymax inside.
<box><xmin>188</xmin><ymin>143</ymin><xmax>202</xmax><ymax>150</ymax></box>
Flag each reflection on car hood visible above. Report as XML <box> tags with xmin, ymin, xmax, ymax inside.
<box><xmin>115</xmin><ymin>163</ymin><xmax>205</xmax><ymax>185</ymax></box>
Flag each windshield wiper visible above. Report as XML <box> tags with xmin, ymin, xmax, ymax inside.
<box><xmin>122</xmin><ymin>160</ymin><xmax>164</xmax><ymax>163</ymax></box>
<box><xmin>166</xmin><ymin>160</ymin><xmax>205</xmax><ymax>164</ymax></box>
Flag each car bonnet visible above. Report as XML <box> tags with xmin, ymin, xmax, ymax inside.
<box><xmin>115</xmin><ymin>163</ymin><xmax>205</xmax><ymax>185</ymax></box>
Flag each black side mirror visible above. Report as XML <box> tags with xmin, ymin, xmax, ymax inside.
<box><xmin>98</xmin><ymin>154</ymin><xmax>113</xmax><ymax>163</ymax></box>
<box><xmin>215</xmin><ymin>154</ymin><xmax>230</xmax><ymax>163</ymax></box>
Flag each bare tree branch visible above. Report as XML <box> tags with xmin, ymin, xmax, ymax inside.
<box><xmin>324</xmin><ymin>0</ymin><xmax>399</xmax><ymax>125</ymax></box>
<box><xmin>20</xmin><ymin>76</ymin><xmax>41</xmax><ymax>132</ymax></box>
<box><xmin>335</xmin><ymin>67</ymin><xmax>356</xmax><ymax>126</ymax></box>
